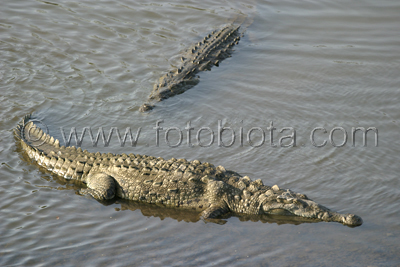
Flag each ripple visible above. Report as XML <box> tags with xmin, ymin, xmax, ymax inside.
<box><xmin>1</xmin><ymin>0</ymin><xmax>400</xmax><ymax>266</ymax></box>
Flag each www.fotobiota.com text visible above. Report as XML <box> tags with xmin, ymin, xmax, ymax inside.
<box><xmin>36</xmin><ymin>120</ymin><xmax>380</xmax><ymax>148</ymax></box>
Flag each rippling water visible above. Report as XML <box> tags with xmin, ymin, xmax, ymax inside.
<box><xmin>1</xmin><ymin>0</ymin><xmax>399</xmax><ymax>266</ymax></box>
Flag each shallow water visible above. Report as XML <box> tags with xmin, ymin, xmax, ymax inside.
<box><xmin>1</xmin><ymin>0</ymin><xmax>400</xmax><ymax>266</ymax></box>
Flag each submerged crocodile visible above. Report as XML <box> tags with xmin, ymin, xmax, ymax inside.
<box><xmin>139</xmin><ymin>25</ymin><xmax>242</xmax><ymax>112</ymax></box>
<box><xmin>14</xmin><ymin>114</ymin><xmax>363</xmax><ymax>226</ymax></box>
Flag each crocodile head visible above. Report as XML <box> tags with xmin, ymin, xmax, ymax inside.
<box><xmin>259</xmin><ymin>189</ymin><xmax>363</xmax><ymax>227</ymax></box>
<box><xmin>139</xmin><ymin>103</ymin><xmax>154</xmax><ymax>112</ymax></box>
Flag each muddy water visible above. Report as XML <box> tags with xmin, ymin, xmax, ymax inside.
<box><xmin>1</xmin><ymin>0</ymin><xmax>399</xmax><ymax>266</ymax></box>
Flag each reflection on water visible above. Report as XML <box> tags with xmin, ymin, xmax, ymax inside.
<box><xmin>118</xmin><ymin>198</ymin><xmax>322</xmax><ymax>226</ymax></box>
<box><xmin>118</xmin><ymin>198</ymin><xmax>323</xmax><ymax>226</ymax></box>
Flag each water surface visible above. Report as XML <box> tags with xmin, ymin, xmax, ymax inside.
<box><xmin>1</xmin><ymin>0</ymin><xmax>399</xmax><ymax>266</ymax></box>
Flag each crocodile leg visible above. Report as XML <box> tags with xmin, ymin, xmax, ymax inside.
<box><xmin>80</xmin><ymin>173</ymin><xmax>116</xmax><ymax>200</ymax></box>
<box><xmin>201</xmin><ymin>202</ymin><xmax>230</xmax><ymax>219</ymax></box>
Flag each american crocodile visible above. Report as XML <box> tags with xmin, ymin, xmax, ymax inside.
<box><xmin>14</xmin><ymin>114</ymin><xmax>363</xmax><ymax>226</ymax></box>
<box><xmin>139</xmin><ymin>25</ymin><xmax>242</xmax><ymax>112</ymax></box>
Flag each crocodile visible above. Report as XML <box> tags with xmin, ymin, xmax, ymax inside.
<box><xmin>14</xmin><ymin>114</ymin><xmax>363</xmax><ymax>226</ymax></box>
<box><xmin>139</xmin><ymin>24</ymin><xmax>242</xmax><ymax>112</ymax></box>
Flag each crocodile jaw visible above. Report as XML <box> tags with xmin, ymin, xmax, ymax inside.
<box><xmin>262</xmin><ymin>197</ymin><xmax>363</xmax><ymax>227</ymax></box>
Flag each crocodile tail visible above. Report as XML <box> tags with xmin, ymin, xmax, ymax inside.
<box><xmin>15</xmin><ymin>114</ymin><xmax>61</xmax><ymax>148</ymax></box>
<box><xmin>13</xmin><ymin>113</ymin><xmax>31</xmax><ymax>142</ymax></box>
<box><xmin>14</xmin><ymin>114</ymin><xmax>40</xmax><ymax>162</ymax></box>
<box><xmin>14</xmin><ymin>114</ymin><xmax>64</xmax><ymax>164</ymax></box>
<box><xmin>14</xmin><ymin>114</ymin><xmax>95</xmax><ymax>181</ymax></box>
<box><xmin>13</xmin><ymin>114</ymin><xmax>36</xmax><ymax>152</ymax></box>
<box><xmin>228</xmin><ymin>13</ymin><xmax>253</xmax><ymax>36</ymax></box>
